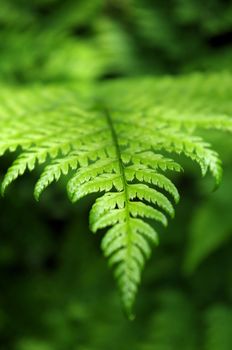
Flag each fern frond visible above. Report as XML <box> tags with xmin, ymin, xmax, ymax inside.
<box><xmin>0</xmin><ymin>73</ymin><xmax>231</xmax><ymax>314</ymax></box>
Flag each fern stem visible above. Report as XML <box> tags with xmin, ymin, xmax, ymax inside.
<box><xmin>104</xmin><ymin>109</ymin><xmax>133</xmax><ymax>314</ymax></box>
<box><xmin>104</xmin><ymin>108</ymin><xmax>130</xmax><ymax>219</ymax></box>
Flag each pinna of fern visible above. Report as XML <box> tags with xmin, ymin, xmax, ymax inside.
<box><xmin>0</xmin><ymin>73</ymin><xmax>231</xmax><ymax>316</ymax></box>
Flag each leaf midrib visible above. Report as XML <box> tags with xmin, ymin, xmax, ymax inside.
<box><xmin>104</xmin><ymin>109</ymin><xmax>132</xmax><ymax>270</ymax></box>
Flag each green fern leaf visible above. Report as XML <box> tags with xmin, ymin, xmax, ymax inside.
<box><xmin>0</xmin><ymin>73</ymin><xmax>231</xmax><ymax>315</ymax></box>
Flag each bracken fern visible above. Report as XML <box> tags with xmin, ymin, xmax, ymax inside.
<box><xmin>0</xmin><ymin>72</ymin><xmax>231</xmax><ymax>316</ymax></box>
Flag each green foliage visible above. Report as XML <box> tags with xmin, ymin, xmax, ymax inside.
<box><xmin>1</xmin><ymin>0</ymin><xmax>232</xmax><ymax>83</ymax></box>
<box><xmin>204</xmin><ymin>305</ymin><xmax>232</xmax><ymax>350</ymax></box>
<box><xmin>0</xmin><ymin>0</ymin><xmax>232</xmax><ymax>348</ymax></box>
<box><xmin>184</xmin><ymin>168</ymin><xmax>232</xmax><ymax>273</ymax></box>
<box><xmin>141</xmin><ymin>290</ymin><xmax>198</xmax><ymax>350</ymax></box>
<box><xmin>0</xmin><ymin>73</ymin><xmax>231</xmax><ymax>314</ymax></box>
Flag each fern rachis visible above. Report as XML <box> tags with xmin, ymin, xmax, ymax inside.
<box><xmin>0</xmin><ymin>73</ymin><xmax>231</xmax><ymax>316</ymax></box>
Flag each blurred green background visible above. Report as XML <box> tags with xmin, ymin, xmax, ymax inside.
<box><xmin>0</xmin><ymin>1</ymin><xmax>232</xmax><ymax>349</ymax></box>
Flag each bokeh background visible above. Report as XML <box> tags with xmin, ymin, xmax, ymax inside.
<box><xmin>0</xmin><ymin>1</ymin><xmax>232</xmax><ymax>349</ymax></box>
